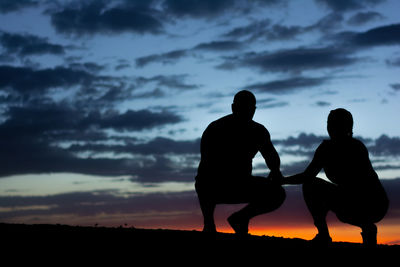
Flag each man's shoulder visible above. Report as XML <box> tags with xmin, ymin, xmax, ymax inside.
<box><xmin>251</xmin><ymin>120</ymin><xmax>267</xmax><ymax>129</ymax></box>
<box><xmin>251</xmin><ymin>120</ymin><xmax>269</xmax><ymax>134</ymax></box>
<box><xmin>208</xmin><ymin>114</ymin><xmax>233</xmax><ymax>128</ymax></box>
<box><xmin>206</xmin><ymin>115</ymin><xmax>269</xmax><ymax>135</ymax></box>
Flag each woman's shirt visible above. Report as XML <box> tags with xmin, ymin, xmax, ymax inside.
<box><xmin>317</xmin><ymin>138</ymin><xmax>376</xmax><ymax>186</ymax></box>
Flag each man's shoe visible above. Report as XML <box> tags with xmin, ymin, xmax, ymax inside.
<box><xmin>310</xmin><ymin>233</ymin><xmax>332</xmax><ymax>247</ymax></box>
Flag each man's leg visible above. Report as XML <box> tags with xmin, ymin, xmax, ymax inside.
<box><xmin>302</xmin><ymin>178</ymin><xmax>336</xmax><ymax>243</ymax></box>
<box><xmin>198</xmin><ymin>196</ymin><xmax>217</xmax><ymax>233</ymax></box>
<box><xmin>195</xmin><ymin>180</ymin><xmax>217</xmax><ymax>233</ymax></box>
<box><xmin>227</xmin><ymin>177</ymin><xmax>286</xmax><ymax>235</ymax></box>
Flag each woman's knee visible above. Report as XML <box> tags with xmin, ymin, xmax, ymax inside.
<box><xmin>267</xmin><ymin>185</ymin><xmax>286</xmax><ymax>210</ymax></box>
<box><xmin>303</xmin><ymin>178</ymin><xmax>333</xmax><ymax>196</ymax></box>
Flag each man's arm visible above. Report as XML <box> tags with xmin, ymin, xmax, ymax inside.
<box><xmin>259</xmin><ymin>129</ymin><xmax>283</xmax><ymax>182</ymax></box>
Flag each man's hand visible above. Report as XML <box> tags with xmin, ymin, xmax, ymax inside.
<box><xmin>268</xmin><ymin>170</ymin><xmax>284</xmax><ymax>185</ymax></box>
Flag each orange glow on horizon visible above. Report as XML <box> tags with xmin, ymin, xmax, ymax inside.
<box><xmin>211</xmin><ymin>225</ymin><xmax>400</xmax><ymax>245</ymax></box>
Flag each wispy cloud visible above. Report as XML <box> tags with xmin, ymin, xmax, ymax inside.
<box><xmin>314</xmin><ymin>0</ymin><xmax>386</xmax><ymax>12</ymax></box>
<box><xmin>0</xmin><ymin>31</ymin><xmax>65</xmax><ymax>57</ymax></box>
<box><xmin>50</xmin><ymin>1</ymin><xmax>164</xmax><ymax>36</ymax></box>
<box><xmin>243</xmin><ymin>76</ymin><xmax>329</xmax><ymax>94</ymax></box>
<box><xmin>218</xmin><ymin>46</ymin><xmax>358</xmax><ymax>73</ymax></box>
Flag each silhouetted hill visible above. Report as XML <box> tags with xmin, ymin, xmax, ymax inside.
<box><xmin>1</xmin><ymin>223</ymin><xmax>398</xmax><ymax>252</ymax></box>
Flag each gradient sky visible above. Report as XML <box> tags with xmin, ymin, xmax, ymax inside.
<box><xmin>0</xmin><ymin>0</ymin><xmax>399</xmax><ymax>244</ymax></box>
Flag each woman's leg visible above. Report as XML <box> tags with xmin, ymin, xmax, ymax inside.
<box><xmin>303</xmin><ymin>178</ymin><xmax>337</xmax><ymax>242</ymax></box>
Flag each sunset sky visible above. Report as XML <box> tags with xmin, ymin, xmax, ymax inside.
<box><xmin>0</xmin><ymin>0</ymin><xmax>399</xmax><ymax>245</ymax></box>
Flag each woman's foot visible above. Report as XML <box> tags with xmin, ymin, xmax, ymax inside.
<box><xmin>361</xmin><ymin>224</ymin><xmax>377</xmax><ymax>248</ymax></box>
<box><xmin>310</xmin><ymin>233</ymin><xmax>332</xmax><ymax>247</ymax></box>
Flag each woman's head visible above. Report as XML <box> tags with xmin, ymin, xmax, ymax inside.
<box><xmin>327</xmin><ymin>108</ymin><xmax>353</xmax><ymax>139</ymax></box>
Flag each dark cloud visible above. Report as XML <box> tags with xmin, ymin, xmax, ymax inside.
<box><xmin>257</xmin><ymin>100</ymin><xmax>289</xmax><ymax>109</ymax></box>
<box><xmin>308</xmin><ymin>12</ymin><xmax>344</xmax><ymax>33</ymax></box>
<box><xmin>386</xmin><ymin>57</ymin><xmax>400</xmax><ymax>67</ymax></box>
<box><xmin>221</xmin><ymin>13</ymin><xmax>343</xmax><ymax>44</ymax></box>
<box><xmin>96</xmin><ymin>109</ymin><xmax>183</xmax><ymax>132</ymax></box>
<box><xmin>50</xmin><ymin>1</ymin><xmax>163</xmax><ymax>36</ymax></box>
<box><xmin>244</xmin><ymin>76</ymin><xmax>329</xmax><ymax>94</ymax></box>
<box><xmin>0</xmin><ymin>31</ymin><xmax>65</xmax><ymax>57</ymax></box>
<box><xmin>390</xmin><ymin>84</ymin><xmax>400</xmax><ymax>91</ymax></box>
<box><xmin>265</xmin><ymin>24</ymin><xmax>305</xmax><ymax>41</ymax></box>
<box><xmin>0</xmin><ymin>117</ymin><xmax>130</xmax><ymax>177</ymax></box>
<box><xmin>369</xmin><ymin>135</ymin><xmax>400</xmax><ymax>157</ymax></box>
<box><xmin>0</xmin><ymin>0</ymin><xmax>38</xmax><ymax>13</ymax></box>
<box><xmin>222</xmin><ymin>19</ymin><xmax>271</xmax><ymax>40</ymax></box>
<box><xmin>136</xmin><ymin>75</ymin><xmax>200</xmax><ymax>90</ymax></box>
<box><xmin>1</xmin><ymin>103</ymin><xmax>183</xmax><ymax>136</ymax></box>
<box><xmin>115</xmin><ymin>63</ymin><xmax>131</xmax><ymax>71</ymax></box>
<box><xmin>65</xmin><ymin>136</ymin><xmax>200</xmax><ymax>183</ymax></box>
<box><xmin>135</xmin><ymin>40</ymin><xmax>244</xmax><ymax>68</ymax></box>
<box><xmin>130</xmin><ymin>154</ymin><xmax>198</xmax><ymax>183</ymax></box>
<box><xmin>347</xmin><ymin>11</ymin><xmax>384</xmax><ymax>26</ymax></box>
<box><xmin>135</xmin><ymin>12</ymin><xmax>366</xmax><ymax>70</ymax></box>
<box><xmin>68</xmin><ymin>137</ymin><xmax>200</xmax><ymax>156</ymax></box>
<box><xmin>274</xmin><ymin>132</ymin><xmax>325</xmax><ymax>150</ymax></box>
<box><xmin>0</xmin><ymin>64</ymin><xmax>139</xmax><ymax>108</ymax></box>
<box><xmin>219</xmin><ymin>46</ymin><xmax>358</xmax><ymax>73</ymax></box>
<box><xmin>135</xmin><ymin>49</ymin><xmax>189</xmax><ymax>67</ymax></box>
<box><xmin>162</xmin><ymin>0</ymin><xmax>283</xmax><ymax>18</ymax></box>
<box><xmin>132</xmin><ymin>88</ymin><xmax>166</xmax><ymax>99</ymax></box>
<box><xmin>315</xmin><ymin>101</ymin><xmax>331</xmax><ymax>107</ymax></box>
<box><xmin>163</xmin><ymin>0</ymin><xmax>235</xmax><ymax>18</ymax></box>
<box><xmin>0</xmin><ymin>101</ymin><xmax>186</xmax><ymax>178</ymax></box>
<box><xmin>0</xmin><ymin>63</ymin><xmax>200</xmax><ymax>181</ymax></box>
<box><xmin>193</xmin><ymin>41</ymin><xmax>243</xmax><ymax>51</ymax></box>
<box><xmin>0</xmin><ymin>65</ymin><xmax>94</xmax><ymax>95</ymax></box>
<box><xmin>314</xmin><ymin>0</ymin><xmax>386</xmax><ymax>12</ymax></box>
<box><xmin>68</xmin><ymin>62</ymin><xmax>105</xmax><ymax>73</ymax></box>
<box><xmin>349</xmin><ymin>23</ymin><xmax>400</xmax><ymax>47</ymax></box>
<box><xmin>274</xmin><ymin>133</ymin><xmax>400</xmax><ymax>157</ymax></box>
<box><xmin>0</xmin><ymin>190</ymin><xmax>200</xmax><ymax>225</ymax></box>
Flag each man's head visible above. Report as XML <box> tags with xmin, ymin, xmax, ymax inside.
<box><xmin>232</xmin><ymin>90</ymin><xmax>256</xmax><ymax>122</ymax></box>
<box><xmin>327</xmin><ymin>108</ymin><xmax>353</xmax><ymax>139</ymax></box>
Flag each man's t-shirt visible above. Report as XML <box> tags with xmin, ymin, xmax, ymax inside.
<box><xmin>196</xmin><ymin>114</ymin><xmax>270</xmax><ymax>183</ymax></box>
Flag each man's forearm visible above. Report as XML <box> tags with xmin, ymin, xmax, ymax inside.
<box><xmin>266</xmin><ymin>148</ymin><xmax>281</xmax><ymax>173</ymax></box>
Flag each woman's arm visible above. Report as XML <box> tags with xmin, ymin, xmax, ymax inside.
<box><xmin>283</xmin><ymin>143</ymin><xmax>325</xmax><ymax>185</ymax></box>
<box><xmin>284</xmin><ymin>173</ymin><xmax>308</xmax><ymax>184</ymax></box>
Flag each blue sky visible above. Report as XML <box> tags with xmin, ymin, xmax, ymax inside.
<box><xmin>0</xmin><ymin>0</ymin><xmax>399</xmax><ymax>241</ymax></box>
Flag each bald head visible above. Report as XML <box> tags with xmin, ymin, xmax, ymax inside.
<box><xmin>232</xmin><ymin>90</ymin><xmax>256</xmax><ymax>122</ymax></box>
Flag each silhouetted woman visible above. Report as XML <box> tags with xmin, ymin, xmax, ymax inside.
<box><xmin>283</xmin><ymin>108</ymin><xmax>388</xmax><ymax>247</ymax></box>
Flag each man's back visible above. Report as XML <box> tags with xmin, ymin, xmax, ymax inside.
<box><xmin>194</xmin><ymin>90</ymin><xmax>285</xmax><ymax>235</ymax></box>
<box><xmin>197</xmin><ymin>114</ymin><xmax>270</xmax><ymax>181</ymax></box>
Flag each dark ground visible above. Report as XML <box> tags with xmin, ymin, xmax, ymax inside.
<box><xmin>1</xmin><ymin>222</ymin><xmax>398</xmax><ymax>250</ymax></box>
<box><xmin>1</xmin><ymin>222</ymin><xmax>399</xmax><ymax>265</ymax></box>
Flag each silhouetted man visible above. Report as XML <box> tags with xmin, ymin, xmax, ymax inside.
<box><xmin>195</xmin><ymin>90</ymin><xmax>285</xmax><ymax>235</ymax></box>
